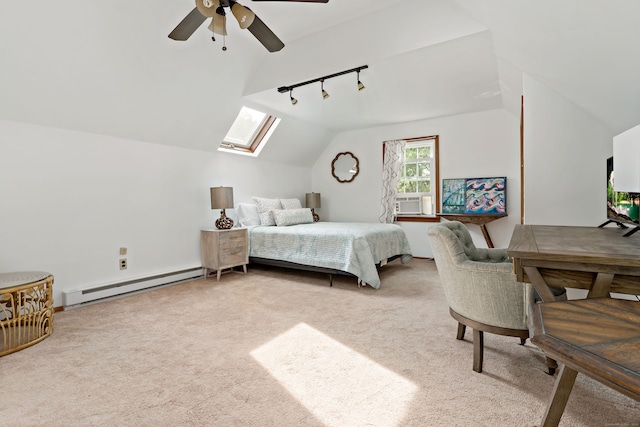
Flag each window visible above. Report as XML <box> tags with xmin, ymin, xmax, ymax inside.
<box><xmin>218</xmin><ymin>106</ymin><xmax>280</xmax><ymax>156</ymax></box>
<box><xmin>395</xmin><ymin>135</ymin><xmax>439</xmax><ymax>222</ymax></box>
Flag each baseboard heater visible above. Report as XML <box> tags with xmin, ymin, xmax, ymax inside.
<box><xmin>62</xmin><ymin>267</ymin><xmax>203</xmax><ymax>309</ymax></box>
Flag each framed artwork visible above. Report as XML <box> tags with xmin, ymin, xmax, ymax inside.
<box><xmin>442</xmin><ymin>177</ymin><xmax>507</xmax><ymax>215</ymax></box>
<box><xmin>442</xmin><ymin>179</ymin><xmax>466</xmax><ymax>213</ymax></box>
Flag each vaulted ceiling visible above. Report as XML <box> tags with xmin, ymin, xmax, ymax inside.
<box><xmin>2</xmin><ymin>1</ymin><xmax>639</xmax><ymax>166</ymax></box>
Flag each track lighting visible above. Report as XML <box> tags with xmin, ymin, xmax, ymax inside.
<box><xmin>277</xmin><ymin>65</ymin><xmax>368</xmax><ymax>104</ymax></box>
<box><xmin>321</xmin><ymin>80</ymin><xmax>330</xmax><ymax>100</ymax></box>
<box><xmin>357</xmin><ymin>70</ymin><xmax>365</xmax><ymax>91</ymax></box>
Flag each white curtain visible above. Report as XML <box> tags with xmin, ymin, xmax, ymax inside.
<box><xmin>379</xmin><ymin>139</ymin><xmax>407</xmax><ymax>223</ymax></box>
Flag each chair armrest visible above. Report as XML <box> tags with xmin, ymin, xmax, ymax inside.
<box><xmin>457</xmin><ymin>259</ymin><xmax>514</xmax><ymax>274</ymax></box>
<box><xmin>474</xmin><ymin>247</ymin><xmax>509</xmax><ymax>262</ymax></box>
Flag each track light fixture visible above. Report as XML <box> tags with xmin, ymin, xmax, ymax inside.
<box><xmin>321</xmin><ymin>80</ymin><xmax>330</xmax><ymax>100</ymax></box>
<box><xmin>277</xmin><ymin>65</ymin><xmax>368</xmax><ymax>104</ymax></box>
<box><xmin>357</xmin><ymin>70</ymin><xmax>365</xmax><ymax>91</ymax></box>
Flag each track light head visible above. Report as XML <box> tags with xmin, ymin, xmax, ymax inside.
<box><xmin>321</xmin><ymin>80</ymin><xmax>330</xmax><ymax>100</ymax></box>
<box><xmin>357</xmin><ymin>70</ymin><xmax>365</xmax><ymax>91</ymax></box>
<box><xmin>289</xmin><ymin>90</ymin><xmax>298</xmax><ymax>105</ymax></box>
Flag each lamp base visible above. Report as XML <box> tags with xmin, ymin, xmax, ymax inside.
<box><xmin>215</xmin><ymin>210</ymin><xmax>234</xmax><ymax>230</ymax></box>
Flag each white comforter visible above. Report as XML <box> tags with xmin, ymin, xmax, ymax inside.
<box><xmin>247</xmin><ymin>222</ymin><xmax>412</xmax><ymax>288</ymax></box>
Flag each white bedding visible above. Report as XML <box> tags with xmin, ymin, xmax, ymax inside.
<box><xmin>247</xmin><ymin>222</ymin><xmax>412</xmax><ymax>288</ymax></box>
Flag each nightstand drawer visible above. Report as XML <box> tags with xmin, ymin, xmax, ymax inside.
<box><xmin>220</xmin><ymin>248</ymin><xmax>247</xmax><ymax>266</ymax></box>
<box><xmin>219</xmin><ymin>232</ymin><xmax>246</xmax><ymax>249</ymax></box>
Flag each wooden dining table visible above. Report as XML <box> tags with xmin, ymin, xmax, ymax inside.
<box><xmin>531</xmin><ymin>298</ymin><xmax>640</xmax><ymax>427</ymax></box>
<box><xmin>507</xmin><ymin>224</ymin><xmax>640</xmax><ymax>302</ymax></box>
<box><xmin>508</xmin><ymin>224</ymin><xmax>640</xmax><ymax>426</ymax></box>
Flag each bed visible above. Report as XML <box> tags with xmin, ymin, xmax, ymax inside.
<box><xmin>235</xmin><ymin>199</ymin><xmax>413</xmax><ymax>289</ymax></box>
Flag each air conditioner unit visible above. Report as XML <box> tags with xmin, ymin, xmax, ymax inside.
<box><xmin>395</xmin><ymin>196</ymin><xmax>422</xmax><ymax>214</ymax></box>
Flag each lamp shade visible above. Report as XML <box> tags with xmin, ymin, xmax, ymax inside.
<box><xmin>305</xmin><ymin>192</ymin><xmax>321</xmax><ymax>209</ymax></box>
<box><xmin>210</xmin><ymin>187</ymin><xmax>234</xmax><ymax>209</ymax></box>
<box><xmin>613</xmin><ymin>125</ymin><xmax>640</xmax><ymax>193</ymax></box>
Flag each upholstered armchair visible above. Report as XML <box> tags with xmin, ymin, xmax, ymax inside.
<box><xmin>427</xmin><ymin>221</ymin><xmax>534</xmax><ymax>373</ymax></box>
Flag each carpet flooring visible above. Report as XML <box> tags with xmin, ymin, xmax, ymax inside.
<box><xmin>2</xmin><ymin>259</ymin><xmax>639</xmax><ymax>426</ymax></box>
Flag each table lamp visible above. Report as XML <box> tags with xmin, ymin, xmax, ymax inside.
<box><xmin>210</xmin><ymin>186</ymin><xmax>234</xmax><ymax>229</ymax></box>
<box><xmin>306</xmin><ymin>192</ymin><xmax>321</xmax><ymax>222</ymax></box>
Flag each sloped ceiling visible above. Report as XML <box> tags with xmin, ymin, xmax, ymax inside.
<box><xmin>2</xmin><ymin>0</ymin><xmax>639</xmax><ymax>166</ymax></box>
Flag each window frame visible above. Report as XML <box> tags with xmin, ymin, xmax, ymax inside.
<box><xmin>392</xmin><ymin>135</ymin><xmax>440</xmax><ymax>223</ymax></box>
<box><xmin>218</xmin><ymin>107</ymin><xmax>279</xmax><ymax>156</ymax></box>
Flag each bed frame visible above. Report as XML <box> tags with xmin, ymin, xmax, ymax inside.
<box><xmin>249</xmin><ymin>255</ymin><xmax>402</xmax><ymax>287</ymax></box>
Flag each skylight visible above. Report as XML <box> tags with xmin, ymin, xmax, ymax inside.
<box><xmin>218</xmin><ymin>106</ymin><xmax>280</xmax><ymax>156</ymax></box>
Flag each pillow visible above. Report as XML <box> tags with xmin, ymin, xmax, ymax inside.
<box><xmin>235</xmin><ymin>203</ymin><xmax>260</xmax><ymax>227</ymax></box>
<box><xmin>280</xmin><ymin>198</ymin><xmax>302</xmax><ymax>210</ymax></box>
<box><xmin>252</xmin><ymin>197</ymin><xmax>283</xmax><ymax>226</ymax></box>
<box><xmin>272</xmin><ymin>208</ymin><xmax>314</xmax><ymax>226</ymax></box>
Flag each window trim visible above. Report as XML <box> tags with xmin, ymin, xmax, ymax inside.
<box><xmin>391</xmin><ymin>135</ymin><xmax>440</xmax><ymax>223</ymax></box>
<box><xmin>219</xmin><ymin>115</ymin><xmax>278</xmax><ymax>154</ymax></box>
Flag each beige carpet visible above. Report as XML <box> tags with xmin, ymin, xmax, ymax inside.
<box><xmin>2</xmin><ymin>259</ymin><xmax>639</xmax><ymax>427</ymax></box>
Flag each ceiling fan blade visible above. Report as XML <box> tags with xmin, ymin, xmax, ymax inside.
<box><xmin>168</xmin><ymin>7</ymin><xmax>207</xmax><ymax>40</ymax></box>
<box><xmin>247</xmin><ymin>14</ymin><xmax>284</xmax><ymax>52</ymax></box>
<box><xmin>250</xmin><ymin>0</ymin><xmax>328</xmax><ymax>3</ymax></box>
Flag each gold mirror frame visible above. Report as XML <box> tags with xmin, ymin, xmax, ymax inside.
<box><xmin>331</xmin><ymin>151</ymin><xmax>359</xmax><ymax>183</ymax></box>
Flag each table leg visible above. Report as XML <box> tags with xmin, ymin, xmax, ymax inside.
<box><xmin>479</xmin><ymin>224</ymin><xmax>494</xmax><ymax>248</ymax></box>
<box><xmin>523</xmin><ymin>266</ymin><xmax>557</xmax><ymax>302</ymax></box>
<box><xmin>540</xmin><ymin>364</ymin><xmax>578</xmax><ymax>427</ymax></box>
<box><xmin>587</xmin><ymin>272</ymin><xmax>614</xmax><ymax>298</ymax></box>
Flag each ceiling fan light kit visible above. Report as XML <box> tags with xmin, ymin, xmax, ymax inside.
<box><xmin>278</xmin><ymin>65</ymin><xmax>368</xmax><ymax>105</ymax></box>
<box><xmin>169</xmin><ymin>0</ymin><xmax>329</xmax><ymax>52</ymax></box>
<box><xmin>208</xmin><ymin>7</ymin><xmax>227</xmax><ymax>35</ymax></box>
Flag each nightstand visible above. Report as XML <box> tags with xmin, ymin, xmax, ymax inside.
<box><xmin>200</xmin><ymin>228</ymin><xmax>248</xmax><ymax>281</ymax></box>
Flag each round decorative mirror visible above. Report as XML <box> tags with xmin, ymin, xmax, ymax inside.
<box><xmin>331</xmin><ymin>152</ymin><xmax>360</xmax><ymax>183</ymax></box>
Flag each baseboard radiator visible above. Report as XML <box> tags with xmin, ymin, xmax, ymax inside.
<box><xmin>62</xmin><ymin>267</ymin><xmax>203</xmax><ymax>309</ymax></box>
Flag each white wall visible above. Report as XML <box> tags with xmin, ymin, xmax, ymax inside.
<box><xmin>0</xmin><ymin>120</ymin><xmax>311</xmax><ymax>306</ymax></box>
<box><xmin>311</xmin><ymin>109</ymin><xmax>521</xmax><ymax>257</ymax></box>
<box><xmin>523</xmin><ymin>75</ymin><xmax>614</xmax><ymax>225</ymax></box>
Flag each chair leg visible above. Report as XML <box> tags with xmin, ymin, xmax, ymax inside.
<box><xmin>519</xmin><ymin>337</ymin><xmax>527</xmax><ymax>345</ymax></box>
<box><xmin>546</xmin><ymin>356</ymin><xmax>558</xmax><ymax>375</ymax></box>
<box><xmin>456</xmin><ymin>323</ymin><xmax>466</xmax><ymax>340</ymax></box>
<box><xmin>473</xmin><ymin>329</ymin><xmax>484</xmax><ymax>373</ymax></box>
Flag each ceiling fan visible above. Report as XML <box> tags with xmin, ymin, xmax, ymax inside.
<box><xmin>169</xmin><ymin>0</ymin><xmax>329</xmax><ymax>53</ymax></box>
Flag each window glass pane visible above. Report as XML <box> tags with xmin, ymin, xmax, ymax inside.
<box><xmin>405</xmin><ymin>147</ymin><xmax>417</xmax><ymax>160</ymax></box>
<box><xmin>406</xmin><ymin>163</ymin><xmax>417</xmax><ymax>178</ymax></box>
<box><xmin>405</xmin><ymin>181</ymin><xmax>417</xmax><ymax>192</ymax></box>
<box><xmin>417</xmin><ymin>180</ymin><xmax>430</xmax><ymax>192</ymax></box>
<box><xmin>417</xmin><ymin>146</ymin><xmax>430</xmax><ymax>159</ymax></box>
<box><xmin>224</xmin><ymin>107</ymin><xmax>267</xmax><ymax>147</ymax></box>
<box><xmin>417</xmin><ymin>162</ymin><xmax>430</xmax><ymax>177</ymax></box>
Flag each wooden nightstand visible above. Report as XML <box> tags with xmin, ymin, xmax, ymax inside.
<box><xmin>200</xmin><ymin>228</ymin><xmax>248</xmax><ymax>281</ymax></box>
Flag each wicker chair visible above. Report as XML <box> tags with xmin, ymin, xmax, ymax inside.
<box><xmin>427</xmin><ymin>221</ymin><xmax>534</xmax><ymax>373</ymax></box>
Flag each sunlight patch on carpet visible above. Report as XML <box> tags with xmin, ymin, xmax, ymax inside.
<box><xmin>250</xmin><ymin>322</ymin><xmax>417</xmax><ymax>427</ymax></box>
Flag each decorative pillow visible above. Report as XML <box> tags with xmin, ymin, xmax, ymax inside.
<box><xmin>272</xmin><ymin>208</ymin><xmax>314</xmax><ymax>226</ymax></box>
<box><xmin>235</xmin><ymin>203</ymin><xmax>260</xmax><ymax>227</ymax></box>
<box><xmin>252</xmin><ymin>197</ymin><xmax>283</xmax><ymax>226</ymax></box>
<box><xmin>280</xmin><ymin>198</ymin><xmax>302</xmax><ymax>210</ymax></box>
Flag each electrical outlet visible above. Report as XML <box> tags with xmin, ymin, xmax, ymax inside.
<box><xmin>120</xmin><ymin>258</ymin><xmax>127</xmax><ymax>270</ymax></box>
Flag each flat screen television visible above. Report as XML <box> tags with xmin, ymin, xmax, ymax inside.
<box><xmin>605</xmin><ymin>156</ymin><xmax>640</xmax><ymax>234</ymax></box>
